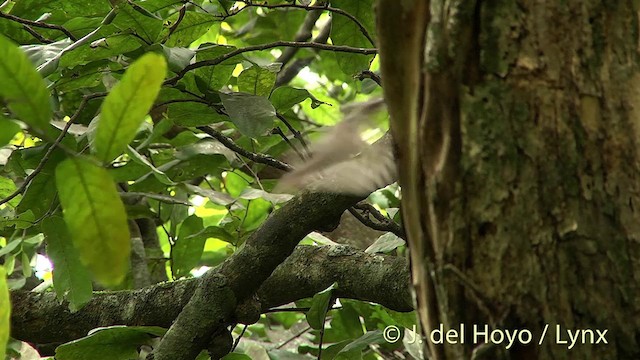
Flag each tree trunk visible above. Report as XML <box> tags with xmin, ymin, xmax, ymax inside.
<box><xmin>378</xmin><ymin>1</ymin><xmax>640</xmax><ymax>359</ymax></box>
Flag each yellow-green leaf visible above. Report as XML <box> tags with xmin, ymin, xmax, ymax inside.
<box><xmin>94</xmin><ymin>52</ymin><xmax>167</xmax><ymax>163</ymax></box>
<box><xmin>55</xmin><ymin>157</ymin><xmax>131</xmax><ymax>286</ymax></box>
<box><xmin>0</xmin><ymin>266</ymin><xmax>9</xmax><ymax>360</ymax></box>
<box><xmin>0</xmin><ymin>34</ymin><xmax>51</xmax><ymax>131</ymax></box>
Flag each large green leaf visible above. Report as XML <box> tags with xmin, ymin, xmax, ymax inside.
<box><xmin>171</xmin><ymin>215</ymin><xmax>207</xmax><ymax>277</ymax></box>
<box><xmin>220</xmin><ymin>93</ymin><xmax>276</xmax><ymax>138</ymax></box>
<box><xmin>59</xmin><ymin>30</ymin><xmax>143</xmax><ymax>68</ymax></box>
<box><xmin>166</xmin><ymin>102</ymin><xmax>228</xmax><ymax>127</ymax></box>
<box><xmin>330</xmin><ymin>0</ymin><xmax>376</xmax><ymax>77</ymax></box>
<box><xmin>306</xmin><ymin>283</ymin><xmax>337</xmax><ymax>330</ymax></box>
<box><xmin>55</xmin><ymin>326</ymin><xmax>166</xmax><ymax>360</ymax></box>
<box><xmin>42</xmin><ymin>216</ymin><xmax>93</xmax><ymax>311</ymax></box>
<box><xmin>164</xmin><ymin>11</ymin><xmax>215</xmax><ymax>47</ymax></box>
<box><xmin>113</xmin><ymin>4</ymin><xmax>163</xmax><ymax>44</ymax></box>
<box><xmin>194</xmin><ymin>44</ymin><xmax>238</xmax><ymax>92</ymax></box>
<box><xmin>55</xmin><ymin>157</ymin><xmax>131</xmax><ymax>287</ymax></box>
<box><xmin>17</xmin><ymin>148</ymin><xmax>66</xmax><ymax>219</ymax></box>
<box><xmin>0</xmin><ymin>34</ymin><xmax>51</xmax><ymax>131</ymax></box>
<box><xmin>94</xmin><ymin>52</ymin><xmax>167</xmax><ymax>163</ymax></box>
<box><xmin>237</xmin><ymin>64</ymin><xmax>278</xmax><ymax>96</ymax></box>
<box><xmin>0</xmin><ymin>267</ymin><xmax>9</xmax><ymax>360</ymax></box>
<box><xmin>269</xmin><ymin>86</ymin><xmax>323</xmax><ymax>112</ymax></box>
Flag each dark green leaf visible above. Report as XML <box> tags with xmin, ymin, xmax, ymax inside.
<box><xmin>194</xmin><ymin>45</ymin><xmax>238</xmax><ymax>92</ymax></box>
<box><xmin>59</xmin><ymin>27</ymin><xmax>143</xmax><ymax>68</ymax></box>
<box><xmin>220</xmin><ymin>93</ymin><xmax>276</xmax><ymax>138</ymax></box>
<box><xmin>55</xmin><ymin>157</ymin><xmax>131</xmax><ymax>287</ymax></box>
<box><xmin>306</xmin><ymin>283</ymin><xmax>336</xmax><ymax>330</ymax></box>
<box><xmin>113</xmin><ymin>4</ymin><xmax>164</xmax><ymax>43</ymax></box>
<box><xmin>270</xmin><ymin>86</ymin><xmax>323</xmax><ymax>112</ymax></box>
<box><xmin>0</xmin><ymin>34</ymin><xmax>51</xmax><ymax>131</ymax></box>
<box><xmin>164</xmin><ymin>12</ymin><xmax>215</xmax><ymax>47</ymax></box>
<box><xmin>237</xmin><ymin>64</ymin><xmax>278</xmax><ymax>96</ymax></box>
<box><xmin>172</xmin><ymin>215</ymin><xmax>206</xmax><ymax>277</ymax></box>
<box><xmin>42</xmin><ymin>216</ymin><xmax>93</xmax><ymax>311</ymax></box>
<box><xmin>166</xmin><ymin>102</ymin><xmax>227</xmax><ymax>127</ymax></box>
<box><xmin>330</xmin><ymin>0</ymin><xmax>375</xmax><ymax>76</ymax></box>
<box><xmin>94</xmin><ymin>52</ymin><xmax>167</xmax><ymax>163</ymax></box>
<box><xmin>336</xmin><ymin>330</ymin><xmax>385</xmax><ymax>358</ymax></box>
<box><xmin>0</xmin><ymin>177</ymin><xmax>20</xmax><ymax>208</ymax></box>
<box><xmin>55</xmin><ymin>326</ymin><xmax>165</xmax><ymax>360</ymax></box>
<box><xmin>16</xmin><ymin>148</ymin><xmax>64</xmax><ymax>219</ymax></box>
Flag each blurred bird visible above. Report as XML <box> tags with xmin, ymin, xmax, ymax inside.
<box><xmin>276</xmin><ymin>98</ymin><xmax>397</xmax><ymax>196</ymax></box>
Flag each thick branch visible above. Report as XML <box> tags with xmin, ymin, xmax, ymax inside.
<box><xmin>10</xmin><ymin>246</ymin><xmax>412</xmax><ymax>346</ymax></box>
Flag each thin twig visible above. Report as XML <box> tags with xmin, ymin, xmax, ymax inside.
<box><xmin>233</xmin><ymin>1</ymin><xmax>375</xmax><ymax>47</ymax></box>
<box><xmin>356</xmin><ymin>70</ymin><xmax>382</xmax><ymax>86</ymax></box>
<box><xmin>348</xmin><ymin>203</ymin><xmax>405</xmax><ymax>239</ymax></box>
<box><xmin>22</xmin><ymin>25</ymin><xmax>53</xmax><ymax>43</ymax></box>
<box><xmin>276</xmin><ymin>112</ymin><xmax>309</xmax><ymax>154</ymax></box>
<box><xmin>197</xmin><ymin>126</ymin><xmax>292</xmax><ymax>172</ymax></box>
<box><xmin>0</xmin><ymin>11</ymin><xmax>78</xmax><ymax>41</ymax></box>
<box><xmin>163</xmin><ymin>5</ymin><xmax>186</xmax><ymax>43</ymax></box>
<box><xmin>231</xmin><ymin>325</ymin><xmax>248</xmax><ymax>351</ymax></box>
<box><xmin>165</xmin><ymin>41</ymin><xmax>377</xmax><ymax>85</ymax></box>
<box><xmin>271</xmin><ymin>127</ymin><xmax>304</xmax><ymax>160</ymax></box>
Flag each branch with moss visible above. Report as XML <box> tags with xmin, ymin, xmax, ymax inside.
<box><xmin>10</xmin><ymin>245</ymin><xmax>411</xmax><ymax>349</ymax></box>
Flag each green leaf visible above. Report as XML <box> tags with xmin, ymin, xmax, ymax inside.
<box><xmin>220</xmin><ymin>93</ymin><xmax>276</xmax><ymax>138</ymax></box>
<box><xmin>59</xmin><ymin>31</ymin><xmax>143</xmax><ymax>68</ymax></box>
<box><xmin>166</xmin><ymin>102</ymin><xmax>228</xmax><ymax>127</ymax></box>
<box><xmin>17</xmin><ymin>148</ymin><xmax>65</xmax><ymax>219</ymax></box>
<box><xmin>55</xmin><ymin>157</ymin><xmax>131</xmax><ymax>287</ymax></box>
<box><xmin>171</xmin><ymin>215</ymin><xmax>206</xmax><ymax>277</ymax></box>
<box><xmin>335</xmin><ymin>330</ymin><xmax>385</xmax><ymax>359</ymax></box>
<box><xmin>164</xmin><ymin>11</ymin><xmax>215</xmax><ymax>47</ymax></box>
<box><xmin>0</xmin><ymin>267</ymin><xmax>9</xmax><ymax>360</ymax></box>
<box><xmin>113</xmin><ymin>4</ymin><xmax>163</xmax><ymax>43</ymax></box>
<box><xmin>42</xmin><ymin>216</ymin><xmax>93</xmax><ymax>312</ymax></box>
<box><xmin>161</xmin><ymin>45</ymin><xmax>195</xmax><ymax>73</ymax></box>
<box><xmin>55</xmin><ymin>326</ymin><xmax>165</xmax><ymax>360</ymax></box>
<box><xmin>365</xmin><ymin>232</ymin><xmax>405</xmax><ymax>254</ymax></box>
<box><xmin>306</xmin><ymin>283</ymin><xmax>337</xmax><ymax>330</ymax></box>
<box><xmin>126</xmin><ymin>146</ymin><xmax>175</xmax><ymax>185</ymax></box>
<box><xmin>269</xmin><ymin>86</ymin><xmax>323</xmax><ymax>112</ymax></box>
<box><xmin>194</xmin><ymin>44</ymin><xmax>238</xmax><ymax>92</ymax></box>
<box><xmin>94</xmin><ymin>52</ymin><xmax>167</xmax><ymax>163</ymax></box>
<box><xmin>0</xmin><ymin>177</ymin><xmax>20</xmax><ymax>208</ymax></box>
<box><xmin>0</xmin><ymin>34</ymin><xmax>51</xmax><ymax>131</ymax></box>
<box><xmin>237</xmin><ymin>64</ymin><xmax>278</xmax><ymax>96</ymax></box>
<box><xmin>330</xmin><ymin>0</ymin><xmax>375</xmax><ymax>77</ymax></box>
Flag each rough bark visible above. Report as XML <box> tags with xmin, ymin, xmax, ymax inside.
<box><xmin>11</xmin><ymin>246</ymin><xmax>411</xmax><ymax>348</ymax></box>
<box><xmin>380</xmin><ymin>1</ymin><xmax>640</xmax><ymax>359</ymax></box>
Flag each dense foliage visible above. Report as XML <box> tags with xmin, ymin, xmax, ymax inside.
<box><xmin>0</xmin><ymin>1</ymin><xmax>415</xmax><ymax>359</ymax></box>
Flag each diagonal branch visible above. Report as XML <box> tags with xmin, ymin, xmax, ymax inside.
<box><xmin>196</xmin><ymin>125</ymin><xmax>293</xmax><ymax>172</ymax></box>
<box><xmin>0</xmin><ymin>11</ymin><xmax>78</xmax><ymax>41</ymax></box>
